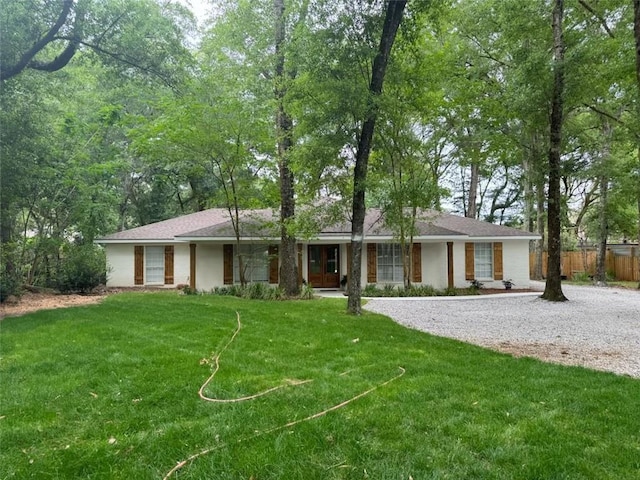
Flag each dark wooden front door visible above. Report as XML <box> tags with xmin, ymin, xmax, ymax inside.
<box><xmin>308</xmin><ymin>245</ymin><xmax>340</xmax><ymax>288</ymax></box>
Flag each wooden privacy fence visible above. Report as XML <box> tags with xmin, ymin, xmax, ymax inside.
<box><xmin>529</xmin><ymin>249</ymin><xmax>640</xmax><ymax>281</ymax></box>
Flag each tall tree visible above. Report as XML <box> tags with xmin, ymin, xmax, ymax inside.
<box><xmin>348</xmin><ymin>0</ymin><xmax>407</xmax><ymax>315</ymax></box>
<box><xmin>634</xmin><ymin>0</ymin><xmax>640</xmax><ymax>287</ymax></box>
<box><xmin>274</xmin><ymin>0</ymin><xmax>300</xmax><ymax>296</ymax></box>
<box><xmin>542</xmin><ymin>0</ymin><xmax>568</xmax><ymax>301</ymax></box>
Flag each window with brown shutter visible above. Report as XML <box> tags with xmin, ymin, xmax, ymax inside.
<box><xmin>493</xmin><ymin>242</ymin><xmax>503</xmax><ymax>280</ymax></box>
<box><xmin>465</xmin><ymin>242</ymin><xmax>475</xmax><ymax>281</ymax></box>
<box><xmin>134</xmin><ymin>246</ymin><xmax>144</xmax><ymax>285</ymax></box>
<box><xmin>223</xmin><ymin>244</ymin><xmax>233</xmax><ymax>285</ymax></box>
<box><xmin>366</xmin><ymin>243</ymin><xmax>377</xmax><ymax>283</ymax></box>
<box><xmin>412</xmin><ymin>243</ymin><xmax>422</xmax><ymax>283</ymax></box>
<box><xmin>164</xmin><ymin>246</ymin><xmax>174</xmax><ymax>285</ymax></box>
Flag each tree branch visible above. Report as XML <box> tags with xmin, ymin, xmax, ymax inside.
<box><xmin>0</xmin><ymin>0</ymin><xmax>74</xmax><ymax>81</ymax></box>
<box><xmin>62</xmin><ymin>38</ymin><xmax>178</xmax><ymax>89</ymax></box>
<box><xmin>577</xmin><ymin>0</ymin><xmax>615</xmax><ymax>38</ymax></box>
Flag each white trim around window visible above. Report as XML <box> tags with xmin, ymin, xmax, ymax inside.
<box><xmin>377</xmin><ymin>243</ymin><xmax>404</xmax><ymax>283</ymax></box>
<box><xmin>233</xmin><ymin>244</ymin><xmax>269</xmax><ymax>283</ymax></box>
<box><xmin>145</xmin><ymin>246</ymin><xmax>165</xmax><ymax>285</ymax></box>
<box><xmin>474</xmin><ymin>242</ymin><xmax>493</xmax><ymax>279</ymax></box>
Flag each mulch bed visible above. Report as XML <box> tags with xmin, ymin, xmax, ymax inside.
<box><xmin>477</xmin><ymin>288</ymin><xmax>534</xmax><ymax>295</ymax></box>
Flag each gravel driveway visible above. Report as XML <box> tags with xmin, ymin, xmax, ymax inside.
<box><xmin>364</xmin><ymin>282</ymin><xmax>640</xmax><ymax>379</ymax></box>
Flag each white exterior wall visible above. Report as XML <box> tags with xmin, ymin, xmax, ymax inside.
<box><xmin>106</xmin><ymin>244</ymin><xmax>135</xmax><ymax>287</ymax></box>
<box><xmin>421</xmin><ymin>242</ymin><xmax>448</xmax><ymax>289</ymax></box>
<box><xmin>194</xmin><ymin>243</ymin><xmax>223</xmax><ymax>291</ymax></box>
<box><xmin>500</xmin><ymin>240</ymin><xmax>531</xmax><ymax>288</ymax></box>
<box><xmin>452</xmin><ymin>241</ymin><xmax>467</xmax><ymax>288</ymax></box>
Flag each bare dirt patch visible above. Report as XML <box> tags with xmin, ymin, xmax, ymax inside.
<box><xmin>487</xmin><ymin>340</ymin><xmax>627</xmax><ymax>372</ymax></box>
<box><xmin>0</xmin><ymin>292</ymin><xmax>106</xmax><ymax>319</ymax></box>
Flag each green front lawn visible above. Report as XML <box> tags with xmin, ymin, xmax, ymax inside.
<box><xmin>1</xmin><ymin>293</ymin><xmax>639</xmax><ymax>479</ymax></box>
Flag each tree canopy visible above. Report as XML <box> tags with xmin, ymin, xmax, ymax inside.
<box><xmin>2</xmin><ymin>0</ymin><xmax>639</xmax><ymax>300</ymax></box>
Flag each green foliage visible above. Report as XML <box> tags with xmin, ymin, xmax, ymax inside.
<box><xmin>210</xmin><ymin>283</ymin><xmax>290</xmax><ymax>300</ymax></box>
<box><xmin>362</xmin><ymin>283</ymin><xmax>468</xmax><ymax>297</ymax></box>
<box><xmin>0</xmin><ymin>243</ymin><xmax>22</xmax><ymax>303</ymax></box>
<box><xmin>298</xmin><ymin>282</ymin><xmax>315</xmax><ymax>300</ymax></box>
<box><xmin>56</xmin><ymin>244</ymin><xmax>107</xmax><ymax>294</ymax></box>
<box><xmin>502</xmin><ymin>279</ymin><xmax>515</xmax><ymax>289</ymax></box>
<box><xmin>180</xmin><ymin>284</ymin><xmax>198</xmax><ymax>295</ymax></box>
<box><xmin>0</xmin><ymin>0</ymin><xmax>195</xmax><ymax>83</ymax></box>
<box><xmin>572</xmin><ymin>271</ymin><xmax>592</xmax><ymax>283</ymax></box>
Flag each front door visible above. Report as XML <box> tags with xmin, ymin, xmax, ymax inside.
<box><xmin>308</xmin><ymin>245</ymin><xmax>340</xmax><ymax>288</ymax></box>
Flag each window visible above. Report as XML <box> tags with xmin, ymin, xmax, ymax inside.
<box><xmin>234</xmin><ymin>245</ymin><xmax>269</xmax><ymax>283</ymax></box>
<box><xmin>474</xmin><ymin>242</ymin><xmax>493</xmax><ymax>279</ymax></box>
<box><xmin>377</xmin><ymin>243</ymin><xmax>404</xmax><ymax>283</ymax></box>
<box><xmin>145</xmin><ymin>246</ymin><xmax>165</xmax><ymax>284</ymax></box>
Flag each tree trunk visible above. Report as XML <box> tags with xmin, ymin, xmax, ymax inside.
<box><xmin>533</xmin><ymin>177</ymin><xmax>546</xmax><ymax>280</ymax></box>
<box><xmin>634</xmin><ymin>0</ymin><xmax>640</xmax><ymax>288</ymax></box>
<box><xmin>541</xmin><ymin>0</ymin><xmax>567</xmax><ymax>301</ymax></box>
<box><xmin>466</xmin><ymin>161</ymin><xmax>479</xmax><ymax>219</ymax></box>
<box><xmin>595</xmin><ymin>121</ymin><xmax>613</xmax><ymax>285</ymax></box>
<box><xmin>594</xmin><ymin>173</ymin><xmax>609</xmax><ymax>284</ymax></box>
<box><xmin>274</xmin><ymin>0</ymin><xmax>299</xmax><ymax>296</ymax></box>
<box><xmin>524</xmin><ymin>131</ymin><xmax>545</xmax><ymax>280</ymax></box>
<box><xmin>348</xmin><ymin>0</ymin><xmax>407</xmax><ymax>314</ymax></box>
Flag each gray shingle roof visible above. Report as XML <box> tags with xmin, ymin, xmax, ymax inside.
<box><xmin>97</xmin><ymin>209</ymin><xmax>232</xmax><ymax>241</ymax></box>
<box><xmin>96</xmin><ymin>207</ymin><xmax>537</xmax><ymax>242</ymax></box>
<box><xmin>428</xmin><ymin>212</ymin><xmax>536</xmax><ymax>238</ymax></box>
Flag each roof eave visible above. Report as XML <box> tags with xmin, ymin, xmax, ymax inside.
<box><xmin>95</xmin><ymin>238</ymin><xmax>185</xmax><ymax>244</ymax></box>
<box><xmin>467</xmin><ymin>235</ymin><xmax>541</xmax><ymax>241</ymax></box>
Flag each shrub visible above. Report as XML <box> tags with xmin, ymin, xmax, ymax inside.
<box><xmin>0</xmin><ymin>267</ymin><xmax>21</xmax><ymax>303</ymax></box>
<box><xmin>362</xmin><ymin>284</ymin><xmax>379</xmax><ymax>297</ymax></box>
<box><xmin>407</xmin><ymin>285</ymin><xmax>437</xmax><ymax>297</ymax></box>
<box><xmin>0</xmin><ymin>243</ymin><xmax>23</xmax><ymax>303</ymax></box>
<box><xmin>243</xmin><ymin>282</ymin><xmax>269</xmax><ymax>299</ymax></box>
<box><xmin>441</xmin><ymin>286</ymin><xmax>458</xmax><ymax>296</ymax></box>
<box><xmin>299</xmin><ymin>282</ymin><xmax>315</xmax><ymax>300</ymax></box>
<box><xmin>181</xmin><ymin>285</ymin><xmax>198</xmax><ymax>295</ymax></box>
<box><xmin>209</xmin><ymin>283</ymin><xmax>299</xmax><ymax>300</ymax></box>
<box><xmin>57</xmin><ymin>244</ymin><xmax>107</xmax><ymax>294</ymax></box>
<box><xmin>572</xmin><ymin>271</ymin><xmax>591</xmax><ymax>283</ymax></box>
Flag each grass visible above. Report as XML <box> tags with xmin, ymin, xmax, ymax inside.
<box><xmin>1</xmin><ymin>292</ymin><xmax>639</xmax><ymax>479</ymax></box>
<box><xmin>566</xmin><ymin>279</ymin><xmax>639</xmax><ymax>289</ymax></box>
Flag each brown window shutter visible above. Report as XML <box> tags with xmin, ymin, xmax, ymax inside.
<box><xmin>493</xmin><ymin>242</ymin><xmax>503</xmax><ymax>280</ymax></box>
<box><xmin>366</xmin><ymin>243</ymin><xmax>377</xmax><ymax>283</ymax></box>
<box><xmin>412</xmin><ymin>243</ymin><xmax>422</xmax><ymax>283</ymax></box>
<box><xmin>223</xmin><ymin>244</ymin><xmax>234</xmax><ymax>285</ymax></box>
<box><xmin>164</xmin><ymin>246</ymin><xmax>174</xmax><ymax>285</ymax></box>
<box><xmin>465</xmin><ymin>242</ymin><xmax>475</xmax><ymax>281</ymax></box>
<box><xmin>269</xmin><ymin>245</ymin><xmax>279</xmax><ymax>283</ymax></box>
<box><xmin>190</xmin><ymin>244</ymin><xmax>196</xmax><ymax>289</ymax></box>
<box><xmin>134</xmin><ymin>246</ymin><xmax>144</xmax><ymax>285</ymax></box>
<box><xmin>297</xmin><ymin>244</ymin><xmax>303</xmax><ymax>285</ymax></box>
<box><xmin>447</xmin><ymin>242</ymin><xmax>454</xmax><ymax>288</ymax></box>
